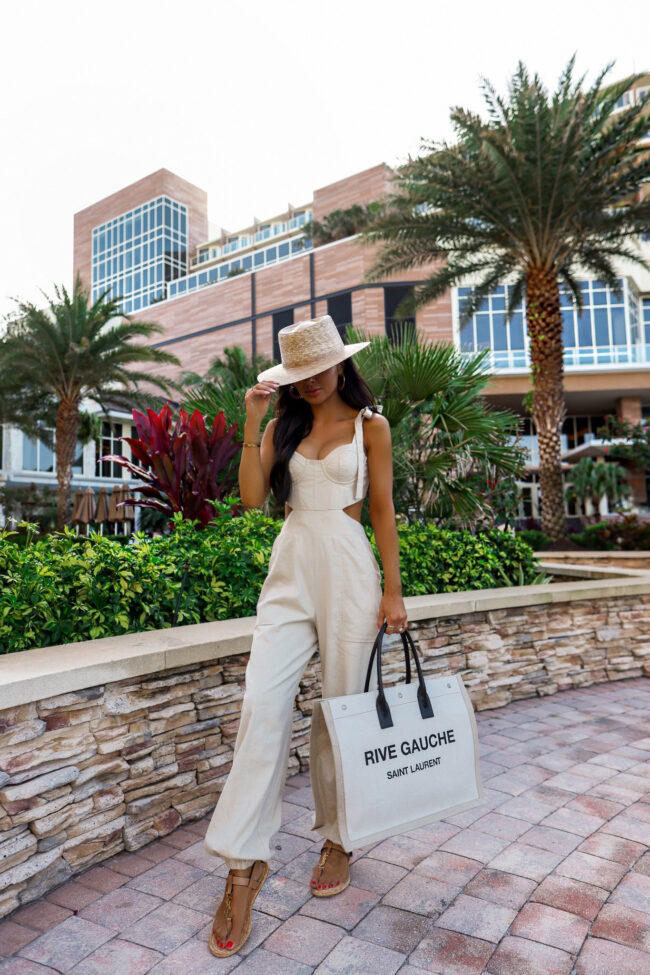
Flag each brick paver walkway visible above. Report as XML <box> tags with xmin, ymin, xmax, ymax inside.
<box><xmin>2</xmin><ymin>678</ymin><xmax>649</xmax><ymax>974</ymax></box>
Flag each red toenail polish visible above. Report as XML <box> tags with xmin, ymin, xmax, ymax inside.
<box><xmin>226</xmin><ymin>941</ymin><xmax>233</xmax><ymax>949</ymax></box>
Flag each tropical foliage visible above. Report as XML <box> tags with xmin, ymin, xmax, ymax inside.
<box><xmin>347</xmin><ymin>326</ymin><xmax>527</xmax><ymax>526</ymax></box>
<box><xmin>0</xmin><ymin>483</ymin><xmax>59</xmax><ymax>533</ymax></box>
<box><xmin>597</xmin><ymin>415</ymin><xmax>650</xmax><ymax>469</ymax></box>
<box><xmin>0</xmin><ymin>506</ymin><xmax>539</xmax><ymax>653</ymax></box>
<box><xmin>0</xmin><ymin>275</ymin><xmax>180</xmax><ymax>529</ymax></box>
<box><xmin>564</xmin><ymin>457</ymin><xmax>629</xmax><ymax>523</ymax></box>
<box><xmin>572</xmin><ymin>514</ymin><xmax>650</xmax><ymax>550</ymax></box>
<box><xmin>362</xmin><ymin>58</ymin><xmax>650</xmax><ymax>541</ymax></box>
<box><xmin>302</xmin><ymin>201</ymin><xmax>386</xmax><ymax>246</ymax></box>
<box><xmin>101</xmin><ymin>404</ymin><xmax>241</xmax><ymax>527</ymax></box>
<box><xmin>181</xmin><ymin>345</ymin><xmax>276</xmax><ymax>435</ymax></box>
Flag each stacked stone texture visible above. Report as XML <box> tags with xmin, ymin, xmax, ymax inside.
<box><xmin>1</xmin><ymin>593</ymin><xmax>649</xmax><ymax>916</ymax></box>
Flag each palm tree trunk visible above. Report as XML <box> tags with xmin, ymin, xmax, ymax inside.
<box><xmin>56</xmin><ymin>398</ymin><xmax>80</xmax><ymax>530</ymax></box>
<box><xmin>526</xmin><ymin>266</ymin><xmax>566</xmax><ymax>542</ymax></box>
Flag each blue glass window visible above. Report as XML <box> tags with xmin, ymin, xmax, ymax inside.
<box><xmin>23</xmin><ymin>436</ymin><xmax>37</xmax><ymax>470</ymax></box>
<box><xmin>459</xmin><ymin>320</ymin><xmax>474</xmax><ymax>351</ymax></box>
<box><xmin>577</xmin><ymin>311</ymin><xmax>592</xmax><ymax>346</ymax></box>
<box><xmin>475</xmin><ymin>314</ymin><xmax>490</xmax><ymax>348</ymax></box>
<box><xmin>492</xmin><ymin>312</ymin><xmax>508</xmax><ymax>350</ymax></box>
<box><xmin>510</xmin><ymin>312</ymin><xmax>525</xmax><ymax>349</ymax></box>
<box><xmin>254</xmin><ymin>252</ymin><xmax>264</xmax><ymax>267</ymax></box>
<box><xmin>265</xmin><ymin>247</ymin><xmax>277</xmax><ymax>262</ymax></box>
<box><xmin>595</xmin><ymin>308</ymin><xmax>610</xmax><ymax>345</ymax></box>
<box><xmin>562</xmin><ymin>309</ymin><xmax>576</xmax><ymax>347</ymax></box>
<box><xmin>243</xmin><ymin>255</ymin><xmax>252</xmax><ymax>270</ymax></box>
<box><xmin>611</xmin><ymin>306</ymin><xmax>627</xmax><ymax>345</ymax></box>
<box><xmin>279</xmin><ymin>242</ymin><xmax>290</xmax><ymax>258</ymax></box>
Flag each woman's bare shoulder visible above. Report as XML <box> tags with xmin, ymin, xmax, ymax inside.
<box><xmin>364</xmin><ymin>410</ymin><xmax>390</xmax><ymax>449</ymax></box>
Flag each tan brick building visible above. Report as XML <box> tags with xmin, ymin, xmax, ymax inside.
<box><xmin>68</xmin><ymin>88</ymin><xmax>650</xmax><ymax>518</ymax></box>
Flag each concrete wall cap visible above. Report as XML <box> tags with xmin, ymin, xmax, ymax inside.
<box><xmin>2</xmin><ymin>574</ymin><xmax>650</xmax><ymax>710</ymax></box>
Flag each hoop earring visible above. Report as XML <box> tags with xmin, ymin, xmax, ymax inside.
<box><xmin>338</xmin><ymin>374</ymin><xmax>346</xmax><ymax>389</ymax></box>
<box><xmin>289</xmin><ymin>385</ymin><xmax>302</xmax><ymax>399</ymax></box>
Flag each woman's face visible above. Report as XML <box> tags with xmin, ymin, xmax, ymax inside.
<box><xmin>294</xmin><ymin>364</ymin><xmax>343</xmax><ymax>404</ymax></box>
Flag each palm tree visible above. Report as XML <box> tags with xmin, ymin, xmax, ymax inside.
<box><xmin>0</xmin><ymin>275</ymin><xmax>180</xmax><ymax>529</ymax></box>
<box><xmin>565</xmin><ymin>457</ymin><xmax>629</xmax><ymax>523</ymax></box>
<box><xmin>303</xmin><ymin>201</ymin><xmax>386</xmax><ymax>246</ymax></box>
<box><xmin>180</xmin><ymin>345</ymin><xmax>276</xmax><ymax>435</ymax></box>
<box><xmin>363</xmin><ymin>58</ymin><xmax>650</xmax><ymax>541</ymax></box>
<box><xmin>347</xmin><ymin>326</ymin><xmax>526</xmax><ymax>526</ymax></box>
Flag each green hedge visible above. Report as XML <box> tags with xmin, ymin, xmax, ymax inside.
<box><xmin>0</xmin><ymin>512</ymin><xmax>538</xmax><ymax>654</ymax></box>
<box><xmin>571</xmin><ymin>515</ymin><xmax>650</xmax><ymax>551</ymax></box>
<box><xmin>516</xmin><ymin>529</ymin><xmax>549</xmax><ymax>552</ymax></box>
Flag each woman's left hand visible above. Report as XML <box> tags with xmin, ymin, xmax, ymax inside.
<box><xmin>378</xmin><ymin>592</ymin><xmax>408</xmax><ymax>634</ymax></box>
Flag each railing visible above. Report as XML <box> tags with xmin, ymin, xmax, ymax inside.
<box><xmin>467</xmin><ymin>344</ymin><xmax>650</xmax><ymax>372</ymax></box>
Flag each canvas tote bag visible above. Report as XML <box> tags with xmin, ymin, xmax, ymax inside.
<box><xmin>310</xmin><ymin>622</ymin><xmax>485</xmax><ymax>850</ymax></box>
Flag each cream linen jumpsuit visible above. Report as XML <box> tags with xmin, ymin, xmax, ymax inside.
<box><xmin>204</xmin><ymin>406</ymin><xmax>383</xmax><ymax>869</ymax></box>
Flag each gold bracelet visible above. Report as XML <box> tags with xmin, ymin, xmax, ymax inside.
<box><xmin>242</xmin><ymin>441</ymin><xmax>261</xmax><ymax>447</ymax></box>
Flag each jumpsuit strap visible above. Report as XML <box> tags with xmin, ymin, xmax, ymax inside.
<box><xmin>354</xmin><ymin>407</ymin><xmax>371</xmax><ymax>501</ymax></box>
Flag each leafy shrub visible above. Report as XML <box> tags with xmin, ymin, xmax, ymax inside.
<box><xmin>571</xmin><ymin>515</ymin><xmax>650</xmax><ymax>551</ymax></box>
<box><xmin>389</xmin><ymin>525</ymin><xmax>539</xmax><ymax>596</ymax></box>
<box><xmin>517</xmin><ymin>529</ymin><xmax>549</xmax><ymax>551</ymax></box>
<box><xmin>0</xmin><ymin>508</ymin><xmax>540</xmax><ymax>653</ymax></box>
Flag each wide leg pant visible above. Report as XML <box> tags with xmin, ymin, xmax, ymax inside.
<box><xmin>203</xmin><ymin>508</ymin><xmax>383</xmax><ymax>869</ymax></box>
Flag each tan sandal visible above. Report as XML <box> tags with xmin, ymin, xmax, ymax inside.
<box><xmin>310</xmin><ymin>839</ymin><xmax>352</xmax><ymax>897</ymax></box>
<box><xmin>209</xmin><ymin>859</ymin><xmax>269</xmax><ymax>958</ymax></box>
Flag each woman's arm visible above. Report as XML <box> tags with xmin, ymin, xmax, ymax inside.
<box><xmin>238</xmin><ymin>381</ymin><xmax>278</xmax><ymax>507</ymax></box>
<box><xmin>366</xmin><ymin>414</ymin><xmax>408</xmax><ymax>632</ymax></box>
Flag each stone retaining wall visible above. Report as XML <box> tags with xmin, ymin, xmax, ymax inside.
<box><xmin>2</xmin><ymin>576</ymin><xmax>650</xmax><ymax>917</ymax></box>
<box><xmin>539</xmin><ymin>550</ymin><xmax>650</xmax><ymax>570</ymax></box>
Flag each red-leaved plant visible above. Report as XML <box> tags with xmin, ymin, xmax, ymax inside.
<box><xmin>102</xmin><ymin>404</ymin><xmax>241</xmax><ymax>527</ymax></box>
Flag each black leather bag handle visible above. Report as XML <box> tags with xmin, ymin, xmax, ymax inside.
<box><xmin>364</xmin><ymin>621</ymin><xmax>412</xmax><ymax>688</ymax></box>
<box><xmin>364</xmin><ymin>622</ymin><xmax>434</xmax><ymax>730</ymax></box>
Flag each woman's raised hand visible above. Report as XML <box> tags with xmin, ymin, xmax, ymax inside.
<box><xmin>244</xmin><ymin>380</ymin><xmax>280</xmax><ymax>425</ymax></box>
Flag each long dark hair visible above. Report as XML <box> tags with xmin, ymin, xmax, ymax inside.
<box><xmin>269</xmin><ymin>356</ymin><xmax>377</xmax><ymax>504</ymax></box>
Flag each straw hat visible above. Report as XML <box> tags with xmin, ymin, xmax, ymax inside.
<box><xmin>256</xmin><ymin>315</ymin><xmax>369</xmax><ymax>385</ymax></box>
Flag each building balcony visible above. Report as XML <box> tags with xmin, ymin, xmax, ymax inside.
<box><xmin>470</xmin><ymin>343</ymin><xmax>650</xmax><ymax>373</ymax></box>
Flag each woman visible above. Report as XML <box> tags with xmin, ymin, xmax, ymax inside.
<box><xmin>205</xmin><ymin>315</ymin><xmax>408</xmax><ymax>958</ymax></box>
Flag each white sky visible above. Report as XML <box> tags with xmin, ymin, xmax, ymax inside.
<box><xmin>0</xmin><ymin>0</ymin><xmax>645</xmax><ymax>320</ymax></box>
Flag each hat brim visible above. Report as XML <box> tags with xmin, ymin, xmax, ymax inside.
<box><xmin>256</xmin><ymin>341</ymin><xmax>370</xmax><ymax>385</ymax></box>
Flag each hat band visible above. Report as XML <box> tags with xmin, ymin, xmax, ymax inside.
<box><xmin>282</xmin><ymin>346</ymin><xmax>344</xmax><ymax>370</ymax></box>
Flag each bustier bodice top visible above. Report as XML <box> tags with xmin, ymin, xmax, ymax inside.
<box><xmin>286</xmin><ymin>406</ymin><xmax>373</xmax><ymax>511</ymax></box>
